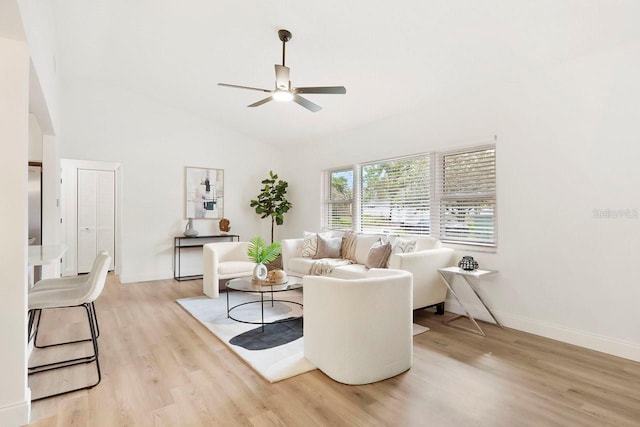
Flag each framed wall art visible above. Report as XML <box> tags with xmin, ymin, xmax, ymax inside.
<box><xmin>185</xmin><ymin>167</ymin><xmax>224</xmax><ymax>219</ymax></box>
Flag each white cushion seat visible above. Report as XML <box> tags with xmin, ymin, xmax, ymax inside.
<box><xmin>329</xmin><ymin>263</ymin><xmax>368</xmax><ymax>279</ymax></box>
<box><xmin>217</xmin><ymin>261</ymin><xmax>256</xmax><ymax>276</ymax></box>
<box><xmin>287</xmin><ymin>257</ymin><xmax>316</xmax><ymax>275</ymax></box>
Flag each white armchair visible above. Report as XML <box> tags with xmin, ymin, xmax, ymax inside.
<box><xmin>202</xmin><ymin>242</ymin><xmax>255</xmax><ymax>298</ymax></box>
<box><xmin>303</xmin><ymin>269</ymin><xmax>413</xmax><ymax>385</ymax></box>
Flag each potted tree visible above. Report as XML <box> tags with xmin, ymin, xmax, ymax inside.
<box><xmin>250</xmin><ymin>171</ymin><xmax>292</xmax><ymax>243</ymax></box>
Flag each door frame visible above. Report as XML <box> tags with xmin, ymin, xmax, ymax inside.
<box><xmin>61</xmin><ymin>159</ymin><xmax>122</xmax><ymax>277</ymax></box>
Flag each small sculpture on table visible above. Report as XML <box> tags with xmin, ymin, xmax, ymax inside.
<box><xmin>267</xmin><ymin>269</ymin><xmax>287</xmax><ymax>285</ymax></box>
<box><xmin>219</xmin><ymin>218</ymin><xmax>231</xmax><ymax>234</ymax></box>
<box><xmin>458</xmin><ymin>256</ymin><xmax>479</xmax><ymax>271</ymax></box>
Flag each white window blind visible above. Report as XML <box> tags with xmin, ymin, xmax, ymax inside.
<box><xmin>436</xmin><ymin>146</ymin><xmax>496</xmax><ymax>245</ymax></box>
<box><xmin>325</xmin><ymin>169</ymin><xmax>354</xmax><ymax>230</ymax></box>
<box><xmin>322</xmin><ymin>143</ymin><xmax>497</xmax><ymax>246</ymax></box>
<box><xmin>360</xmin><ymin>155</ymin><xmax>430</xmax><ymax>235</ymax></box>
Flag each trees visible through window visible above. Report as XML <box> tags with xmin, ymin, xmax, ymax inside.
<box><xmin>326</xmin><ymin>169</ymin><xmax>354</xmax><ymax>229</ymax></box>
<box><xmin>323</xmin><ymin>143</ymin><xmax>497</xmax><ymax>246</ymax></box>
<box><xmin>360</xmin><ymin>156</ymin><xmax>430</xmax><ymax>235</ymax></box>
<box><xmin>437</xmin><ymin>147</ymin><xmax>496</xmax><ymax>245</ymax></box>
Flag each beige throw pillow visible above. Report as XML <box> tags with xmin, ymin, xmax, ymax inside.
<box><xmin>301</xmin><ymin>232</ymin><xmax>329</xmax><ymax>258</ymax></box>
<box><xmin>314</xmin><ymin>234</ymin><xmax>342</xmax><ymax>259</ymax></box>
<box><xmin>365</xmin><ymin>238</ymin><xmax>392</xmax><ymax>269</ymax></box>
<box><xmin>340</xmin><ymin>230</ymin><xmax>358</xmax><ymax>262</ymax></box>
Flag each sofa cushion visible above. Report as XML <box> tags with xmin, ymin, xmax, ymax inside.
<box><xmin>354</xmin><ymin>234</ymin><xmax>385</xmax><ymax>265</ymax></box>
<box><xmin>218</xmin><ymin>261</ymin><xmax>256</xmax><ymax>276</ymax></box>
<box><xmin>288</xmin><ymin>257</ymin><xmax>316</xmax><ymax>276</ymax></box>
<box><xmin>414</xmin><ymin>236</ymin><xmax>441</xmax><ymax>250</ymax></box>
<box><xmin>314</xmin><ymin>234</ymin><xmax>342</xmax><ymax>259</ymax></box>
<box><xmin>340</xmin><ymin>230</ymin><xmax>358</xmax><ymax>262</ymax></box>
<box><xmin>330</xmin><ymin>263</ymin><xmax>368</xmax><ymax>280</ymax></box>
<box><xmin>366</xmin><ymin>239</ymin><xmax>392</xmax><ymax>269</ymax></box>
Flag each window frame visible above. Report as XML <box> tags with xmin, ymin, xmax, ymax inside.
<box><xmin>322</xmin><ymin>142</ymin><xmax>497</xmax><ymax>248</ymax></box>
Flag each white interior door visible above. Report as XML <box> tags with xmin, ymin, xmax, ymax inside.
<box><xmin>77</xmin><ymin>169</ymin><xmax>115</xmax><ymax>273</ymax></box>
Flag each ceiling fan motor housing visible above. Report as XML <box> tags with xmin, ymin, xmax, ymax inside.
<box><xmin>278</xmin><ymin>29</ymin><xmax>292</xmax><ymax>42</ymax></box>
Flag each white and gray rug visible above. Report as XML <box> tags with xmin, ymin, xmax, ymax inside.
<box><xmin>177</xmin><ymin>289</ymin><xmax>429</xmax><ymax>383</ymax></box>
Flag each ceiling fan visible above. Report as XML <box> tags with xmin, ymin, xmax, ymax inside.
<box><xmin>218</xmin><ymin>29</ymin><xmax>346</xmax><ymax>112</ymax></box>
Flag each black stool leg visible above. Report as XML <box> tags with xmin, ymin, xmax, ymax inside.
<box><xmin>30</xmin><ymin>303</ymin><xmax>102</xmax><ymax>401</ymax></box>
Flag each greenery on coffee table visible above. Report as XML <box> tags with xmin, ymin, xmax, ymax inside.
<box><xmin>247</xmin><ymin>236</ymin><xmax>281</xmax><ymax>265</ymax></box>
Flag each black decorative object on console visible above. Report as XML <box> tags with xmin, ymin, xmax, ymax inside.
<box><xmin>458</xmin><ymin>256</ymin><xmax>479</xmax><ymax>271</ymax></box>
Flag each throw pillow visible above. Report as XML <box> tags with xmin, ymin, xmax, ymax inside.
<box><xmin>365</xmin><ymin>238</ymin><xmax>392</xmax><ymax>269</ymax></box>
<box><xmin>392</xmin><ymin>238</ymin><xmax>417</xmax><ymax>255</ymax></box>
<box><xmin>314</xmin><ymin>234</ymin><xmax>342</xmax><ymax>259</ymax></box>
<box><xmin>301</xmin><ymin>232</ymin><xmax>318</xmax><ymax>257</ymax></box>
<box><xmin>301</xmin><ymin>232</ymin><xmax>330</xmax><ymax>257</ymax></box>
<box><xmin>340</xmin><ymin>230</ymin><xmax>358</xmax><ymax>262</ymax></box>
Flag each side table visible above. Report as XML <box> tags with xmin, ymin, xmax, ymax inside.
<box><xmin>174</xmin><ymin>234</ymin><xmax>240</xmax><ymax>281</ymax></box>
<box><xmin>438</xmin><ymin>266</ymin><xmax>502</xmax><ymax>336</ymax></box>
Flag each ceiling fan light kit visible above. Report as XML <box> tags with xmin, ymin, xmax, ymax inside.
<box><xmin>218</xmin><ymin>29</ymin><xmax>346</xmax><ymax>112</ymax></box>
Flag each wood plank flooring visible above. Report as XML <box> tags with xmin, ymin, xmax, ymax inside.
<box><xmin>27</xmin><ymin>274</ymin><xmax>640</xmax><ymax>426</ymax></box>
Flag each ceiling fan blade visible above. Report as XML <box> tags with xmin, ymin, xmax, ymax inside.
<box><xmin>218</xmin><ymin>83</ymin><xmax>272</xmax><ymax>93</ymax></box>
<box><xmin>293</xmin><ymin>94</ymin><xmax>322</xmax><ymax>112</ymax></box>
<box><xmin>248</xmin><ymin>97</ymin><xmax>273</xmax><ymax>108</ymax></box>
<box><xmin>295</xmin><ymin>86</ymin><xmax>346</xmax><ymax>94</ymax></box>
<box><xmin>275</xmin><ymin>65</ymin><xmax>290</xmax><ymax>90</ymax></box>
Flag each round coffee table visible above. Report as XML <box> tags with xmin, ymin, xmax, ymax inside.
<box><xmin>225</xmin><ymin>277</ymin><xmax>303</xmax><ymax>332</ymax></box>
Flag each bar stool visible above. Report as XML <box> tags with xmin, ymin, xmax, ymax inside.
<box><xmin>27</xmin><ymin>252</ymin><xmax>111</xmax><ymax>401</ymax></box>
<box><xmin>28</xmin><ymin>251</ymin><xmax>109</xmax><ymax>347</ymax></box>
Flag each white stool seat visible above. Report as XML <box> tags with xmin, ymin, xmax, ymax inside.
<box><xmin>27</xmin><ymin>252</ymin><xmax>111</xmax><ymax>401</ymax></box>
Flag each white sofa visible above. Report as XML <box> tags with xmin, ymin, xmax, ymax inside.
<box><xmin>282</xmin><ymin>232</ymin><xmax>454</xmax><ymax>311</ymax></box>
<box><xmin>303</xmin><ymin>269</ymin><xmax>413</xmax><ymax>384</ymax></box>
<box><xmin>202</xmin><ymin>242</ymin><xmax>255</xmax><ymax>298</ymax></box>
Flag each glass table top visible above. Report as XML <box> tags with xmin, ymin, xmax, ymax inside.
<box><xmin>226</xmin><ymin>276</ymin><xmax>303</xmax><ymax>293</ymax></box>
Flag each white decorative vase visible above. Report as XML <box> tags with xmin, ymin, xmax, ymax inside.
<box><xmin>252</xmin><ymin>263</ymin><xmax>268</xmax><ymax>282</ymax></box>
<box><xmin>184</xmin><ymin>218</ymin><xmax>198</xmax><ymax>237</ymax></box>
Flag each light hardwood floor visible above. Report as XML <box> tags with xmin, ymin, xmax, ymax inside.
<box><xmin>27</xmin><ymin>274</ymin><xmax>640</xmax><ymax>426</ymax></box>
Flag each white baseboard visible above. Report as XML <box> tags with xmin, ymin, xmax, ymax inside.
<box><xmin>0</xmin><ymin>389</ymin><xmax>31</xmax><ymax>427</ymax></box>
<box><xmin>445</xmin><ymin>298</ymin><xmax>640</xmax><ymax>363</ymax></box>
<box><xmin>118</xmin><ymin>270</ymin><xmax>174</xmax><ymax>284</ymax></box>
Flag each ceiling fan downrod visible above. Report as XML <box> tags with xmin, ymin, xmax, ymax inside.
<box><xmin>278</xmin><ymin>29</ymin><xmax>292</xmax><ymax>67</ymax></box>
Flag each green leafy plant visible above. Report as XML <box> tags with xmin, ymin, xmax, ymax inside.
<box><xmin>247</xmin><ymin>236</ymin><xmax>281</xmax><ymax>264</ymax></box>
<box><xmin>250</xmin><ymin>171</ymin><xmax>292</xmax><ymax>243</ymax></box>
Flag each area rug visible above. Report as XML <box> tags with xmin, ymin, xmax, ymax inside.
<box><xmin>177</xmin><ymin>290</ymin><xmax>313</xmax><ymax>383</ymax></box>
<box><xmin>177</xmin><ymin>290</ymin><xmax>430</xmax><ymax>383</ymax></box>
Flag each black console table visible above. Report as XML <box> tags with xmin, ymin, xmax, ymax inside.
<box><xmin>173</xmin><ymin>234</ymin><xmax>240</xmax><ymax>281</ymax></box>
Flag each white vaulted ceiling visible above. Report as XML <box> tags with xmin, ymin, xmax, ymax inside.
<box><xmin>53</xmin><ymin>0</ymin><xmax>640</xmax><ymax>145</ymax></box>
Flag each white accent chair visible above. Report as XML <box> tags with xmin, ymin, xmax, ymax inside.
<box><xmin>202</xmin><ymin>242</ymin><xmax>255</xmax><ymax>298</ymax></box>
<box><xmin>303</xmin><ymin>269</ymin><xmax>413</xmax><ymax>385</ymax></box>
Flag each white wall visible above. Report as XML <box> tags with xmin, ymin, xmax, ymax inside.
<box><xmin>59</xmin><ymin>80</ymin><xmax>280</xmax><ymax>283</ymax></box>
<box><xmin>18</xmin><ymin>0</ymin><xmax>59</xmax><ymax>133</ymax></box>
<box><xmin>28</xmin><ymin>113</ymin><xmax>42</xmax><ymax>162</ymax></box>
<box><xmin>0</xmin><ymin>36</ymin><xmax>31</xmax><ymax>426</ymax></box>
<box><xmin>280</xmin><ymin>43</ymin><xmax>640</xmax><ymax>361</ymax></box>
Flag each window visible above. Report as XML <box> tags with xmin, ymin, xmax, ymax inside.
<box><xmin>323</xmin><ymin>143</ymin><xmax>497</xmax><ymax>246</ymax></box>
<box><xmin>436</xmin><ymin>146</ymin><xmax>496</xmax><ymax>245</ymax></box>
<box><xmin>361</xmin><ymin>155</ymin><xmax>430</xmax><ymax>235</ymax></box>
<box><xmin>326</xmin><ymin>168</ymin><xmax>354</xmax><ymax>230</ymax></box>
